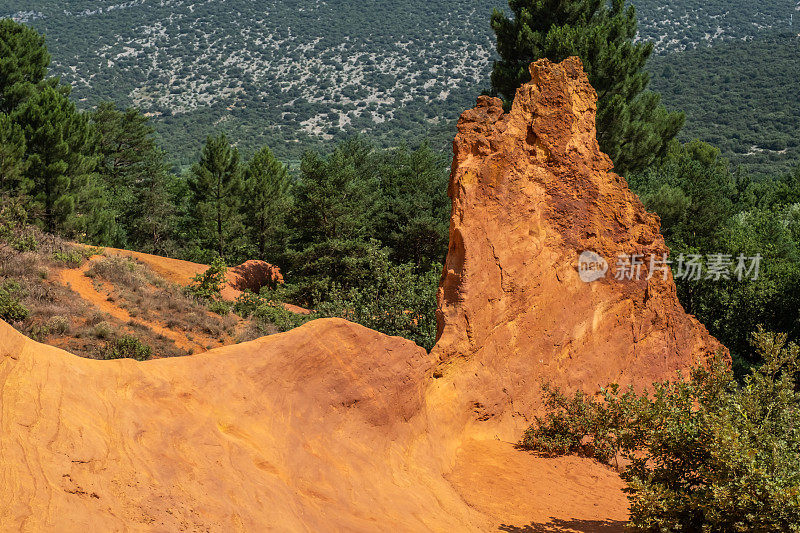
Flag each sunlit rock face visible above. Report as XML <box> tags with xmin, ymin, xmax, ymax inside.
<box><xmin>431</xmin><ymin>56</ymin><xmax>724</xmax><ymax>440</ymax></box>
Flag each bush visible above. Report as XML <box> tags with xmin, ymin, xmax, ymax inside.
<box><xmin>520</xmin><ymin>328</ymin><xmax>800</xmax><ymax>532</ymax></box>
<box><xmin>51</xmin><ymin>250</ymin><xmax>84</xmax><ymax>267</ymax></box>
<box><xmin>313</xmin><ymin>248</ymin><xmax>440</xmax><ymax>350</ymax></box>
<box><xmin>187</xmin><ymin>258</ymin><xmax>228</xmax><ymax>301</ymax></box>
<box><xmin>0</xmin><ymin>199</ymin><xmax>37</xmax><ymax>252</ymax></box>
<box><xmin>46</xmin><ymin>315</ymin><xmax>70</xmax><ymax>335</ymax></box>
<box><xmin>102</xmin><ymin>335</ymin><xmax>152</xmax><ymax>361</ymax></box>
<box><xmin>208</xmin><ymin>299</ymin><xmax>231</xmax><ymax>315</ymax></box>
<box><xmin>93</xmin><ymin>321</ymin><xmax>114</xmax><ymax>339</ymax></box>
<box><xmin>86</xmin><ymin>255</ymin><xmax>143</xmax><ymax>288</ymax></box>
<box><xmin>234</xmin><ymin>290</ymin><xmax>313</xmax><ymax>333</ymax></box>
<box><xmin>0</xmin><ymin>280</ymin><xmax>29</xmax><ymax>322</ymax></box>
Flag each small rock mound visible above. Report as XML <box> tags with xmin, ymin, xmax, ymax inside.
<box><xmin>227</xmin><ymin>260</ymin><xmax>284</xmax><ymax>293</ymax></box>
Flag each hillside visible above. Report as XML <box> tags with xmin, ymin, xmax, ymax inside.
<box><xmin>649</xmin><ymin>31</ymin><xmax>800</xmax><ymax>176</ymax></box>
<box><xmin>0</xmin><ymin>230</ymin><xmax>304</xmax><ymax>361</ymax></box>
<box><xmin>634</xmin><ymin>0</ymin><xmax>799</xmax><ymax>52</ymax></box>
<box><xmin>4</xmin><ymin>0</ymin><xmax>799</xmax><ymax>169</ymax></box>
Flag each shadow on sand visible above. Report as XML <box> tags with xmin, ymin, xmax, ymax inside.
<box><xmin>498</xmin><ymin>518</ymin><xmax>627</xmax><ymax>533</ymax></box>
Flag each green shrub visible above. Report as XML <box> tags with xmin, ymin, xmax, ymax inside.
<box><xmin>0</xmin><ymin>280</ymin><xmax>29</xmax><ymax>322</ymax></box>
<box><xmin>520</xmin><ymin>328</ymin><xmax>800</xmax><ymax>531</ymax></box>
<box><xmin>187</xmin><ymin>258</ymin><xmax>228</xmax><ymax>301</ymax></box>
<box><xmin>253</xmin><ymin>301</ymin><xmax>311</xmax><ymax>332</ymax></box>
<box><xmin>46</xmin><ymin>315</ymin><xmax>70</xmax><ymax>335</ymax></box>
<box><xmin>0</xmin><ymin>199</ymin><xmax>37</xmax><ymax>251</ymax></box>
<box><xmin>93</xmin><ymin>321</ymin><xmax>114</xmax><ymax>339</ymax></box>
<box><xmin>51</xmin><ymin>250</ymin><xmax>84</xmax><ymax>267</ymax></box>
<box><xmin>234</xmin><ymin>290</ymin><xmax>313</xmax><ymax>333</ymax></box>
<box><xmin>208</xmin><ymin>299</ymin><xmax>231</xmax><ymax>315</ymax></box>
<box><xmin>86</xmin><ymin>255</ymin><xmax>142</xmax><ymax>287</ymax></box>
<box><xmin>102</xmin><ymin>335</ymin><xmax>152</xmax><ymax>361</ymax></box>
<box><xmin>313</xmin><ymin>253</ymin><xmax>440</xmax><ymax>350</ymax></box>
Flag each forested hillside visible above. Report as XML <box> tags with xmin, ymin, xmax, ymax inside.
<box><xmin>634</xmin><ymin>0</ymin><xmax>798</xmax><ymax>52</ymax></box>
<box><xmin>649</xmin><ymin>31</ymin><xmax>800</xmax><ymax>176</ymax></box>
<box><xmin>4</xmin><ymin>0</ymin><xmax>799</xmax><ymax>168</ymax></box>
<box><xmin>3</xmin><ymin>0</ymin><xmax>504</xmax><ymax>165</ymax></box>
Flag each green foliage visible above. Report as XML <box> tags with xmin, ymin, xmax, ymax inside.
<box><xmin>16</xmin><ymin>85</ymin><xmax>100</xmax><ymax>234</ymax></box>
<box><xmin>234</xmin><ymin>290</ymin><xmax>314</xmax><ymax>333</ymax></box>
<box><xmin>50</xmin><ymin>250</ymin><xmax>83</xmax><ymax>267</ymax></box>
<box><xmin>522</xmin><ymin>328</ymin><xmax>800</xmax><ymax>531</ymax></box>
<box><xmin>242</xmin><ymin>145</ymin><xmax>290</xmax><ymax>259</ymax></box>
<box><xmin>186</xmin><ymin>257</ymin><xmax>228</xmax><ymax>301</ymax></box>
<box><xmin>648</xmin><ymin>31</ymin><xmax>800</xmax><ymax>177</ymax></box>
<box><xmin>102</xmin><ymin>335</ymin><xmax>152</xmax><ymax>361</ymax></box>
<box><xmin>0</xmin><ymin>18</ymin><xmax>53</xmax><ymax>115</ymax></box>
<box><xmin>490</xmin><ymin>0</ymin><xmax>684</xmax><ymax>175</ymax></box>
<box><xmin>314</xmin><ymin>246</ymin><xmax>441</xmax><ymax>350</ymax></box>
<box><xmin>0</xmin><ymin>198</ymin><xmax>37</xmax><ymax>252</ymax></box>
<box><xmin>0</xmin><ymin>279</ymin><xmax>29</xmax><ymax>322</ymax></box>
<box><xmin>632</xmin><ymin>140</ymin><xmax>735</xmax><ymax>251</ymax></box>
<box><xmin>207</xmin><ymin>299</ymin><xmax>232</xmax><ymax>316</ymax></box>
<box><xmin>291</xmin><ymin>138</ymin><xmax>380</xmax><ymax>245</ymax></box>
<box><xmin>0</xmin><ymin>112</ymin><xmax>27</xmax><ymax>191</ymax></box>
<box><xmin>373</xmin><ymin>143</ymin><xmax>450</xmax><ymax>268</ymax></box>
<box><xmin>630</xmin><ymin>142</ymin><xmax>800</xmax><ymax>369</ymax></box>
<box><xmin>91</xmin><ymin>102</ymin><xmax>178</xmax><ymax>252</ymax></box>
<box><xmin>186</xmin><ymin>134</ymin><xmax>243</xmax><ymax>258</ymax></box>
<box><xmin>50</xmin><ymin>245</ymin><xmax>98</xmax><ymax>267</ymax></box>
<box><xmin>0</xmin><ymin>20</ymin><xmax>110</xmax><ymax>241</ymax></box>
<box><xmin>286</xmin><ymin>139</ymin><xmax>448</xmax><ymax>297</ymax></box>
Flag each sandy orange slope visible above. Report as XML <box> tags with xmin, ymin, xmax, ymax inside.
<box><xmin>0</xmin><ymin>318</ymin><xmax>627</xmax><ymax>532</ymax></box>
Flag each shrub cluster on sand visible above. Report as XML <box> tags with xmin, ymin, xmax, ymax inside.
<box><xmin>522</xmin><ymin>328</ymin><xmax>800</xmax><ymax>531</ymax></box>
<box><xmin>102</xmin><ymin>335</ymin><xmax>152</xmax><ymax>361</ymax></box>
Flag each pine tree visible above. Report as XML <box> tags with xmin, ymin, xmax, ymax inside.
<box><xmin>490</xmin><ymin>0</ymin><xmax>684</xmax><ymax>175</ymax></box>
<box><xmin>0</xmin><ymin>113</ymin><xmax>28</xmax><ymax>192</ymax></box>
<box><xmin>291</xmin><ymin>138</ymin><xmax>379</xmax><ymax>245</ymax></box>
<box><xmin>243</xmin><ymin>146</ymin><xmax>290</xmax><ymax>259</ymax></box>
<box><xmin>187</xmin><ymin>134</ymin><xmax>242</xmax><ymax>259</ymax></box>
<box><xmin>124</xmin><ymin>150</ymin><xmax>180</xmax><ymax>255</ymax></box>
<box><xmin>16</xmin><ymin>86</ymin><xmax>99</xmax><ymax>234</ymax></box>
<box><xmin>91</xmin><ymin>102</ymin><xmax>176</xmax><ymax>248</ymax></box>
<box><xmin>0</xmin><ymin>19</ymin><xmax>55</xmax><ymax>115</ymax></box>
<box><xmin>374</xmin><ymin>143</ymin><xmax>449</xmax><ymax>268</ymax></box>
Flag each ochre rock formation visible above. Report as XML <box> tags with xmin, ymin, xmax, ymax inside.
<box><xmin>227</xmin><ymin>260</ymin><xmax>284</xmax><ymax>293</ymax></box>
<box><xmin>101</xmin><ymin>247</ymin><xmax>309</xmax><ymax>313</ymax></box>
<box><xmin>429</xmin><ymin>57</ymin><xmax>723</xmax><ymax>440</ymax></box>
<box><xmin>223</xmin><ymin>259</ymin><xmax>284</xmax><ymax>299</ymax></box>
<box><xmin>0</xmin><ymin>58</ymin><xmax>720</xmax><ymax>531</ymax></box>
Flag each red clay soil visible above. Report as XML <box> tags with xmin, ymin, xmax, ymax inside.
<box><xmin>0</xmin><ymin>58</ymin><xmax>722</xmax><ymax>531</ymax></box>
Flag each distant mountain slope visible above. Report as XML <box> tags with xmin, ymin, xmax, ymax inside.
<box><xmin>649</xmin><ymin>31</ymin><xmax>800</xmax><ymax>176</ymax></box>
<box><xmin>3</xmin><ymin>0</ymin><xmax>799</xmax><ymax>171</ymax></box>
<box><xmin>4</xmin><ymin>0</ymin><xmax>505</xmax><ymax>164</ymax></box>
<box><xmin>634</xmin><ymin>0</ymin><xmax>799</xmax><ymax>52</ymax></box>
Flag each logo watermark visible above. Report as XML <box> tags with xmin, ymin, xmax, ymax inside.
<box><xmin>578</xmin><ymin>251</ymin><xmax>762</xmax><ymax>283</ymax></box>
<box><xmin>578</xmin><ymin>250</ymin><xmax>609</xmax><ymax>282</ymax></box>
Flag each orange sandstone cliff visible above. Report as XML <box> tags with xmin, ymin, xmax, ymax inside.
<box><xmin>429</xmin><ymin>57</ymin><xmax>722</xmax><ymax>441</ymax></box>
<box><xmin>0</xmin><ymin>58</ymin><xmax>720</xmax><ymax>531</ymax></box>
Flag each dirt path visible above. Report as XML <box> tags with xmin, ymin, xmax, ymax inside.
<box><xmin>58</xmin><ymin>257</ymin><xmax>218</xmax><ymax>354</ymax></box>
